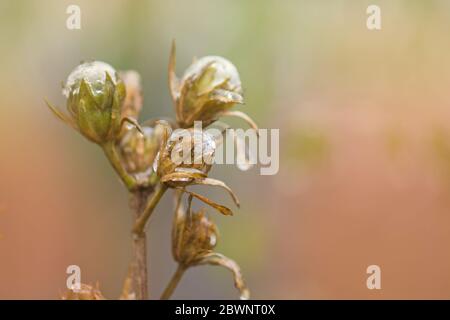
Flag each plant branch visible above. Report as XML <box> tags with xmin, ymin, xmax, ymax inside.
<box><xmin>102</xmin><ymin>141</ymin><xmax>137</xmax><ymax>190</ymax></box>
<box><xmin>160</xmin><ymin>264</ymin><xmax>186</xmax><ymax>300</ymax></box>
<box><xmin>128</xmin><ymin>189</ymin><xmax>152</xmax><ymax>300</ymax></box>
<box><xmin>132</xmin><ymin>184</ymin><xmax>168</xmax><ymax>236</ymax></box>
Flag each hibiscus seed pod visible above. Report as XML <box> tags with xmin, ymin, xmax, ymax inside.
<box><xmin>169</xmin><ymin>50</ymin><xmax>244</xmax><ymax>128</ymax></box>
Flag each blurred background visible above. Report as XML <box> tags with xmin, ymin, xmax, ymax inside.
<box><xmin>1</xmin><ymin>0</ymin><xmax>450</xmax><ymax>299</ymax></box>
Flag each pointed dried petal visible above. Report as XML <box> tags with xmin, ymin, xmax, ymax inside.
<box><xmin>209</xmin><ymin>89</ymin><xmax>244</xmax><ymax>105</ymax></box>
<box><xmin>44</xmin><ymin>99</ymin><xmax>75</xmax><ymax>128</ymax></box>
<box><xmin>182</xmin><ymin>190</ymin><xmax>234</xmax><ymax>216</ymax></box>
<box><xmin>168</xmin><ymin>40</ymin><xmax>180</xmax><ymax>104</ymax></box>
<box><xmin>219</xmin><ymin>110</ymin><xmax>259</xmax><ymax>133</ymax></box>
<box><xmin>121</xmin><ymin>116</ymin><xmax>144</xmax><ymax>135</ymax></box>
<box><xmin>197</xmin><ymin>252</ymin><xmax>250</xmax><ymax>300</ymax></box>
<box><xmin>190</xmin><ymin>178</ymin><xmax>240</xmax><ymax>208</ymax></box>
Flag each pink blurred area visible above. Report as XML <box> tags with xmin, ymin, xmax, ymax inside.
<box><xmin>2</xmin><ymin>0</ymin><xmax>450</xmax><ymax>299</ymax></box>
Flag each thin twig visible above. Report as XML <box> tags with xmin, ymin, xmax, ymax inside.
<box><xmin>160</xmin><ymin>264</ymin><xmax>186</xmax><ymax>300</ymax></box>
<box><xmin>132</xmin><ymin>184</ymin><xmax>168</xmax><ymax>236</ymax></box>
<box><xmin>102</xmin><ymin>141</ymin><xmax>137</xmax><ymax>190</ymax></box>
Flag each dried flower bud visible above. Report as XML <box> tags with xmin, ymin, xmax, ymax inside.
<box><xmin>171</xmin><ymin>199</ymin><xmax>249</xmax><ymax>299</ymax></box>
<box><xmin>169</xmin><ymin>44</ymin><xmax>245</xmax><ymax>128</ymax></box>
<box><xmin>119</xmin><ymin>125</ymin><xmax>160</xmax><ymax>175</ymax></box>
<box><xmin>153</xmin><ymin>124</ymin><xmax>239</xmax><ymax>216</ymax></box>
<box><xmin>47</xmin><ymin>61</ymin><xmax>126</xmax><ymax>145</ymax></box>
<box><xmin>154</xmin><ymin>127</ymin><xmax>216</xmax><ymax>187</ymax></box>
<box><xmin>174</xmin><ymin>208</ymin><xmax>218</xmax><ymax>266</ymax></box>
<box><xmin>62</xmin><ymin>283</ymin><xmax>106</xmax><ymax>300</ymax></box>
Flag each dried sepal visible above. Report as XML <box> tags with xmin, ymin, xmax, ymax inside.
<box><xmin>62</xmin><ymin>283</ymin><xmax>106</xmax><ymax>300</ymax></box>
<box><xmin>45</xmin><ymin>98</ymin><xmax>76</xmax><ymax>129</ymax></box>
<box><xmin>182</xmin><ymin>189</ymin><xmax>234</xmax><ymax>216</ymax></box>
<box><xmin>209</xmin><ymin>89</ymin><xmax>244</xmax><ymax>105</ymax></box>
<box><xmin>189</xmin><ymin>177</ymin><xmax>240</xmax><ymax>208</ymax></box>
<box><xmin>121</xmin><ymin>116</ymin><xmax>144</xmax><ymax>135</ymax></box>
<box><xmin>219</xmin><ymin>110</ymin><xmax>259</xmax><ymax>134</ymax></box>
<box><xmin>168</xmin><ymin>40</ymin><xmax>180</xmax><ymax>106</ymax></box>
<box><xmin>119</xmin><ymin>70</ymin><xmax>143</xmax><ymax>121</ymax></box>
<box><xmin>196</xmin><ymin>253</ymin><xmax>250</xmax><ymax>300</ymax></box>
<box><xmin>160</xmin><ymin>168</ymin><xmax>208</xmax><ymax>185</ymax></box>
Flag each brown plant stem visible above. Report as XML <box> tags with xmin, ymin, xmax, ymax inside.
<box><xmin>160</xmin><ymin>264</ymin><xmax>186</xmax><ymax>300</ymax></box>
<box><xmin>129</xmin><ymin>189</ymin><xmax>152</xmax><ymax>300</ymax></box>
<box><xmin>132</xmin><ymin>184</ymin><xmax>168</xmax><ymax>236</ymax></box>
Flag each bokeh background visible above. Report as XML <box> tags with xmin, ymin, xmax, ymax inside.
<box><xmin>2</xmin><ymin>0</ymin><xmax>450</xmax><ymax>299</ymax></box>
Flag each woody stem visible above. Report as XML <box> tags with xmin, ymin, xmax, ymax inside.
<box><xmin>129</xmin><ymin>189</ymin><xmax>151</xmax><ymax>299</ymax></box>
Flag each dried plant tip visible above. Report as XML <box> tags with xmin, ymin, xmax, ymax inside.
<box><xmin>189</xmin><ymin>177</ymin><xmax>240</xmax><ymax>208</ymax></box>
<box><xmin>168</xmin><ymin>40</ymin><xmax>180</xmax><ymax>106</ymax></box>
<box><xmin>121</xmin><ymin>116</ymin><xmax>144</xmax><ymax>135</ymax></box>
<box><xmin>119</xmin><ymin>70</ymin><xmax>143</xmax><ymax>122</ymax></box>
<box><xmin>45</xmin><ymin>98</ymin><xmax>75</xmax><ymax>127</ymax></box>
<box><xmin>62</xmin><ymin>283</ymin><xmax>106</xmax><ymax>300</ymax></box>
<box><xmin>183</xmin><ymin>189</ymin><xmax>234</xmax><ymax>216</ymax></box>
<box><xmin>219</xmin><ymin>110</ymin><xmax>259</xmax><ymax>135</ymax></box>
<box><xmin>197</xmin><ymin>253</ymin><xmax>250</xmax><ymax>300</ymax></box>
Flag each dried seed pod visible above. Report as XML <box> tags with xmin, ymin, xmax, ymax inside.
<box><xmin>119</xmin><ymin>125</ymin><xmax>160</xmax><ymax>175</ymax></box>
<box><xmin>154</xmin><ymin>127</ymin><xmax>216</xmax><ymax>187</ymax></box>
<box><xmin>47</xmin><ymin>61</ymin><xmax>126</xmax><ymax>145</ymax></box>
<box><xmin>62</xmin><ymin>283</ymin><xmax>106</xmax><ymax>300</ymax></box>
<box><xmin>173</xmin><ymin>208</ymin><xmax>218</xmax><ymax>266</ymax></box>
<box><xmin>153</xmin><ymin>125</ymin><xmax>240</xmax><ymax>216</ymax></box>
<box><xmin>171</xmin><ymin>197</ymin><xmax>249</xmax><ymax>299</ymax></box>
<box><xmin>169</xmin><ymin>43</ymin><xmax>257</xmax><ymax>130</ymax></box>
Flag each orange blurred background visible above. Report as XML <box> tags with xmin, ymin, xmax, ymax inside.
<box><xmin>2</xmin><ymin>0</ymin><xmax>450</xmax><ymax>299</ymax></box>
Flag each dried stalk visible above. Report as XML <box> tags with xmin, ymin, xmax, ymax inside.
<box><xmin>160</xmin><ymin>264</ymin><xmax>186</xmax><ymax>300</ymax></box>
<box><xmin>129</xmin><ymin>189</ymin><xmax>152</xmax><ymax>299</ymax></box>
<box><xmin>132</xmin><ymin>184</ymin><xmax>168</xmax><ymax>236</ymax></box>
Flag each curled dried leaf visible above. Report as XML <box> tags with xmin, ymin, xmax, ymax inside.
<box><xmin>182</xmin><ymin>189</ymin><xmax>234</xmax><ymax>216</ymax></box>
<box><xmin>219</xmin><ymin>110</ymin><xmax>259</xmax><ymax>134</ymax></box>
<box><xmin>197</xmin><ymin>253</ymin><xmax>250</xmax><ymax>300</ymax></box>
<box><xmin>190</xmin><ymin>177</ymin><xmax>240</xmax><ymax>208</ymax></box>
